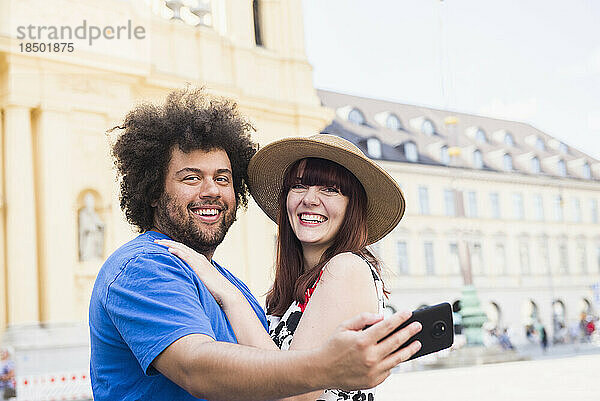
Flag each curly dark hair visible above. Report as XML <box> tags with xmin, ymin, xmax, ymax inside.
<box><xmin>111</xmin><ymin>87</ymin><xmax>257</xmax><ymax>232</ymax></box>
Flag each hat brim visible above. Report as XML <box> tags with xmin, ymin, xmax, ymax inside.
<box><xmin>248</xmin><ymin>136</ymin><xmax>405</xmax><ymax>245</ymax></box>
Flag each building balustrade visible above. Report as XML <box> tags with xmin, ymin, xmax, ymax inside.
<box><xmin>148</xmin><ymin>0</ymin><xmax>212</xmax><ymax>27</ymax></box>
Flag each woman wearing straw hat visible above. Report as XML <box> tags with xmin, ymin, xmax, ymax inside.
<box><xmin>158</xmin><ymin>134</ymin><xmax>415</xmax><ymax>400</ymax></box>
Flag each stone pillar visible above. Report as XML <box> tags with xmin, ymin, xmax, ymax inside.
<box><xmin>4</xmin><ymin>105</ymin><xmax>39</xmax><ymax>325</ymax></box>
<box><xmin>0</xmin><ymin>110</ymin><xmax>6</xmax><ymax>330</ymax></box>
<box><xmin>34</xmin><ymin>108</ymin><xmax>76</xmax><ymax>322</ymax></box>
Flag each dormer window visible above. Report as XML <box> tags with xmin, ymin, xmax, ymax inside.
<box><xmin>557</xmin><ymin>159</ymin><xmax>566</xmax><ymax>176</ymax></box>
<box><xmin>440</xmin><ymin>145</ymin><xmax>449</xmax><ymax>165</ymax></box>
<box><xmin>348</xmin><ymin>108</ymin><xmax>366</xmax><ymax>125</ymax></box>
<box><xmin>583</xmin><ymin>162</ymin><xmax>592</xmax><ymax>179</ymax></box>
<box><xmin>473</xmin><ymin>149</ymin><xmax>483</xmax><ymax>169</ymax></box>
<box><xmin>385</xmin><ymin>114</ymin><xmax>403</xmax><ymax>131</ymax></box>
<box><xmin>504</xmin><ymin>133</ymin><xmax>515</xmax><ymax>147</ymax></box>
<box><xmin>531</xmin><ymin>157</ymin><xmax>541</xmax><ymax>174</ymax></box>
<box><xmin>404</xmin><ymin>141</ymin><xmax>418</xmax><ymax>162</ymax></box>
<box><xmin>558</xmin><ymin>142</ymin><xmax>568</xmax><ymax>154</ymax></box>
<box><xmin>422</xmin><ymin>119</ymin><xmax>435</xmax><ymax>136</ymax></box>
<box><xmin>366</xmin><ymin>137</ymin><xmax>382</xmax><ymax>158</ymax></box>
<box><xmin>535</xmin><ymin>138</ymin><xmax>545</xmax><ymax>151</ymax></box>
<box><xmin>475</xmin><ymin>129</ymin><xmax>487</xmax><ymax>144</ymax></box>
<box><xmin>503</xmin><ymin>153</ymin><xmax>513</xmax><ymax>171</ymax></box>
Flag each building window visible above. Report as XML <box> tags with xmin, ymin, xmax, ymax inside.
<box><xmin>366</xmin><ymin>137</ymin><xmax>382</xmax><ymax>159</ymax></box>
<box><xmin>503</xmin><ymin>153</ymin><xmax>513</xmax><ymax>171</ymax></box>
<box><xmin>557</xmin><ymin>159</ymin><xmax>567</xmax><ymax>176</ymax></box>
<box><xmin>539</xmin><ymin>236</ymin><xmax>550</xmax><ymax>274</ymax></box>
<box><xmin>495</xmin><ymin>243</ymin><xmax>507</xmax><ymax>275</ymax></box>
<box><xmin>466</xmin><ymin>191</ymin><xmax>478</xmax><ymax>218</ymax></box>
<box><xmin>253</xmin><ymin>0</ymin><xmax>263</xmax><ymax>46</ymax></box>
<box><xmin>440</xmin><ymin>145</ymin><xmax>449</xmax><ymax>165</ymax></box>
<box><xmin>535</xmin><ymin>137</ymin><xmax>545</xmax><ymax>151</ymax></box>
<box><xmin>444</xmin><ymin>189</ymin><xmax>455</xmax><ymax>217</ymax></box>
<box><xmin>533</xmin><ymin>194</ymin><xmax>544</xmax><ymax>221</ymax></box>
<box><xmin>449</xmin><ymin>242</ymin><xmax>460</xmax><ymax>275</ymax></box>
<box><xmin>590</xmin><ymin>199</ymin><xmax>598</xmax><ymax>224</ymax></box>
<box><xmin>396</xmin><ymin>241</ymin><xmax>409</xmax><ymax>275</ymax></box>
<box><xmin>519</xmin><ymin>241</ymin><xmax>531</xmax><ymax>275</ymax></box>
<box><xmin>504</xmin><ymin>133</ymin><xmax>515</xmax><ymax>147</ymax></box>
<box><xmin>475</xmin><ymin>129</ymin><xmax>487</xmax><ymax>143</ymax></box>
<box><xmin>470</xmin><ymin>242</ymin><xmax>483</xmax><ymax>275</ymax></box>
<box><xmin>559</xmin><ymin>242</ymin><xmax>569</xmax><ymax>274</ymax></box>
<box><xmin>422</xmin><ymin>119</ymin><xmax>435</xmax><ymax>136</ymax></box>
<box><xmin>554</xmin><ymin>195</ymin><xmax>564</xmax><ymax>221</ymax></box>
<box><xmin>404</xmin><ymin>141</ymin><xmax>418</xmax><ymax>162</ymax></box>
<box><xmin>473</xmin><ymin>149</ymin><xmax>483</xmax><ymax>169</ymax></box>
<box><xmin>577</xmin><ymin>241</ymin><xmax>587</xmax><ymax>274</ymax></box>
<box><xmin>513</xmin><ymin>193</ymin><xmax>524</xmax><ymax>220</ymax></box>
<box><xmin>572</xmin><ymin>198</ymin><xmax>582</xmax><ymax>223</ymax></box>
<box><xmin>583</xmin><ymin>162</ymin><xmax>592</xmax><ymax>179</ymax></box>
<box><xmin>419</xmin><ymin>186</ymin><xmax>430</xmax><ymax>215</ymax></box>
<box><xmin>531</xmin><ymin>157</ymin><xmax>541</xmax><ymax>174</ymax></box>
<box><xmin>424</xmin><ymin>242</ymin><xmax>435</xmax><ymax>275</ymax></box>
<box><xmin>559</xmin><ymin>142</ymin><xmax>568</xmax><ymax>154</ymax></box>
<box><xmin>490</xmin><ymin>192</ymin><xmax>501</xmax><ymax>219</ymax></box>
<box><xmin>348</xmin><ymin>108</ymin><xmax>366</xmax><ymax>125</ymax></box>
<box><xmin>386</xmin><ymin>114</ymin><xmax>403</xmax><ymax>130</ymax></box>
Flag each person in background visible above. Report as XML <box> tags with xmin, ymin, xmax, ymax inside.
<box><xmin>0</xmin><ymin>348</ymin><xmax>15</xmax><ymax>400</ymax></box>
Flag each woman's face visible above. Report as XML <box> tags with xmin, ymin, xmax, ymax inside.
<box><xmin>286</xmin><ymin>182</ymin><xmax>349</xmax><ymax>251</ymax></box>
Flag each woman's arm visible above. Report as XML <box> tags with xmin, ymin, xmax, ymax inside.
<box><xmin>282</xmin><ymin>252</ymin><xmax>387</xmax><ymax>401</ymax></box>
<box><xmin>155</xmin><ymin>239</ymin><xmax>278</xmax><ymax>350</ymax></box>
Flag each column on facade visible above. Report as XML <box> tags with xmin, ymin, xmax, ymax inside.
<box><xmin>34</xmin><ymin>108</ymin><xmax>76</xmax><ymax>322</ymax></box>
<box><xmin>0</xmin><ymin>110</ymin><xmax>6</xmax><ymax>329</ymax></box>
<box><xmin>3</xmin><ymin>105</ymin><xmax>39</xmax><ymax>325</ymax></box>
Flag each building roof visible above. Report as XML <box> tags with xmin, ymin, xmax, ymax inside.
<box><xmin>317</xmin><ymin>89</ymin><xmax>599</xmax><ymax>181</ymax></box>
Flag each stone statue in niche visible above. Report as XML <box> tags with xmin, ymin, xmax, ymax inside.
<box><xmin>78</xmin><ymin>193</ymin><xmax>105</xmax><ymax>261</ymax></box>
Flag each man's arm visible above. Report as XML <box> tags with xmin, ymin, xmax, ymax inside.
<box><xmin>152</xmin><ymin>311</ymin><xmax>422</xmax><ymax>401</ymax></box>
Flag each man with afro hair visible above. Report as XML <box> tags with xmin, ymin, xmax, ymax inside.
<box><xmin>89</xmin><ymin>88</ymin><xmax>420</xmax><ymax>401</ymax></box>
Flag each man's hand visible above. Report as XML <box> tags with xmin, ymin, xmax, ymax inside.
<box><xmin>316</xmin><ymin>311</ymin><xmax>422</xmax><ymax>390</ymax></box>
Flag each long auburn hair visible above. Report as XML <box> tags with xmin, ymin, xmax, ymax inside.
<box><xmin>266</xmin><ymin>157</ymin><xmax>388</xmax><ymax>316</ymax></box>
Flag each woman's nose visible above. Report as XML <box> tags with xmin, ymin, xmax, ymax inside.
<box><xmin>301</xmin><ymin>186</ymin><xmax>320</xmax><ymax>205</ymax></box>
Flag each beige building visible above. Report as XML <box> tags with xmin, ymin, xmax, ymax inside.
<box><xmin>318</xmin><ymin>89</ymin><xmax>600</xmax><ymax>344</ymax></box>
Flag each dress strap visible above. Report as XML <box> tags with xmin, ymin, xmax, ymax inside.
<box><xmin>355</xmin><ymin>252</ymin><xmax>382</xmax><ymax>282</ymax></box>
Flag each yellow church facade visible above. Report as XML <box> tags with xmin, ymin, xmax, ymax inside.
<box><xmin>0</xmin><ymin>0</ymin><xmax>332</xmax><ymax>332</ymax></box>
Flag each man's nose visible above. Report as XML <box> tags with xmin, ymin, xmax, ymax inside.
<box><xmin>199</xmin><ymin>178</ymin><xmax>220</xmax><ymax>198</ymax></box>
<box><xmin>301</xmin><ymin>186</ymin><xmax>320</xmax><ymax>205</ymax></box>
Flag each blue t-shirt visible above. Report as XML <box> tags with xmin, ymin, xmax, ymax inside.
<box><xmin>89</xmin><ymin>231</ymin><xmax>267</xmax><ymax>401</ymax></box>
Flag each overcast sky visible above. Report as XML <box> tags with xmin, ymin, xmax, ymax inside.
<box><xmin>302</xmin><ymin>0</ymin><xmax>600</xmax><ymax>159</ymax></box>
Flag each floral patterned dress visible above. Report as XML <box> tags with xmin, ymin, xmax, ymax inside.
<box><xmin>267</xmin><ymin>254</ymin><xmax>384</xmax><ymax>401</ymax></box>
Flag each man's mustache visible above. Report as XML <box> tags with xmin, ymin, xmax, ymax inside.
<box><xmin>188</xmin><ymin>200</ymin><xmax>227</xmax><ymax>211</ymax></box>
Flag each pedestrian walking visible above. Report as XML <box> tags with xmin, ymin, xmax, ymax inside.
<box><xmin>539</xmin><ymin>326</ymin><xmax>548</xmax><ymax>353</ymax></box>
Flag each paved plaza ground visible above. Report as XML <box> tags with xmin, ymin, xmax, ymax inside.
<box><xmin>379</xmin><ymin>349</ymin><xmax>600</xmax><ymax>401</ymax></box>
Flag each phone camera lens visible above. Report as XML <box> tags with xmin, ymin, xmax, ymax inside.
<box><xmin>431</xmin><ymin>321</ymin><xmax>447</xmax><ymax>338</ymax></box>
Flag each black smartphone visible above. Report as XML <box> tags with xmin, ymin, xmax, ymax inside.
<box><xmin>392</xmin><ymin>302</ymin><xmax>454</xmax><ymax>360</ymax></box>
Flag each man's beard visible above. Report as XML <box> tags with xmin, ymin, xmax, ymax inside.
<box><xmin>154</xmin><ymin>192</ymin><xmax>236</xmax><ymax>256</ymax></box>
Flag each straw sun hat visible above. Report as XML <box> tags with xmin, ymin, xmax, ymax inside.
<box><xmin>247</xmin><ymin>134</ymin><xmax>405</xmax><ymax>245</ymax></box>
